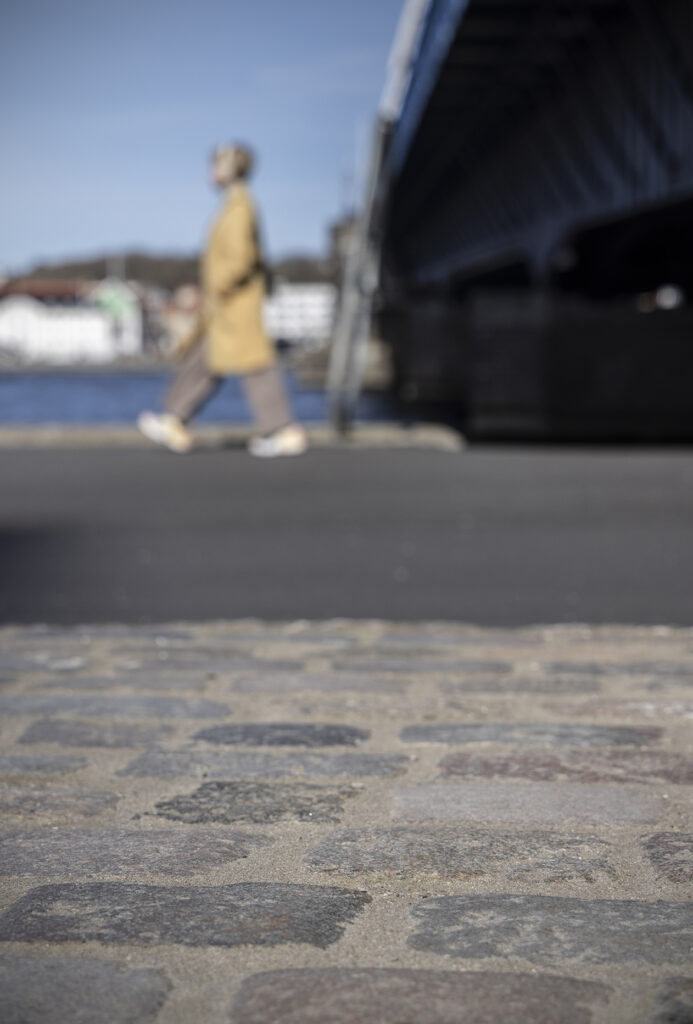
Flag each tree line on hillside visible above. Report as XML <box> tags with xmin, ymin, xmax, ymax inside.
<box><xmin>25</xmin><ymin>251</ymin><xmax>340</xmax><ymax>290</ymax></box>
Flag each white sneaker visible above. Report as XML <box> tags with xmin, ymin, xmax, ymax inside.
<box><xmin>137</xmin><ymin>412</ymin><xmax>193</xmax><ymax>453</ymax></box>
<box><xmin>248</xmin><ymin>424</ymin><xmax>308</xmax><ymax>458</ymax></box>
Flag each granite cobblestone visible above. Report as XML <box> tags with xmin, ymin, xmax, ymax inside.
<box><xmin>0</xmin><ymin>883</ymin><xmax>371</xmax><ymax>948</ymax></box>
<box><xmin>230</xmin><ymin>968</ymin><xmax>611</xmax><ymax>1024</ymax></box>
<box><xmin>400</xmin><ymin>723</ymin><xmax>662</xmax><ymax>746</ymax></box>
<box><xmin>438</xmin><ymin>749</ymin><xmax>693</xmax><ymax>784</ymax></box>
<box><xmin>0</xmin><ymin>828</ymin><xmax>273</xmax><ymax>876</ymax></box>
<box><xmin>0</xmin><ymin>955</ymin><xmax>171</xmax><ymax>1024</ymax></box>
<box><xmin>19</xmin><ymin>719</ymin><xmax>175</xmax><ymax>748</ymax></box>
<box><xmin>408</xmin><ymin>894</ymin><xmax>693</xmax><ymax>964</ymax></box>
<box><xmin>0</xmin><ymin>695</ymin><xmax>229</xmax><ymax>718</ymax></box>
<box><xmin>0</xmin><ymin>620</ymin><xmax>691</xmax><ymax>1024</ymax></box>
<box><xmin>119</xmin><ymin>749</ymin><xmax>407</xmax><ymax>779</ymax></box>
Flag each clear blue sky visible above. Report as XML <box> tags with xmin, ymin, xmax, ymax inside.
<box><xmin>1</xmin><ymin>0</ymin><xmax>404</xmax><ymax>273</ymax></box>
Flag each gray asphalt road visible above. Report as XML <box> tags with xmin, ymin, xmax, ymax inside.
<box><xmin>1</xmin><ymin>446</ymin><xmax>692</xmax><ymax>624</ymax></box>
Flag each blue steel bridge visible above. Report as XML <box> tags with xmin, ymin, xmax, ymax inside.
<box><xmin>330</xmin><ymin>0</ymin><xmax>693</xmax><ymax>438</ymax></box>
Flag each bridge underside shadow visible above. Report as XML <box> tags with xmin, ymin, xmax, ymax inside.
<box><xmin>378</xmin><ymin>0</ymin><xmax>693</xmax><ymax>438</ymax></box>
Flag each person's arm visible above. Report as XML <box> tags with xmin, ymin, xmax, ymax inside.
<box><xmin>206</xmin><ymin>202</ymin><xmax>256</xmax><ymax>298</ymax></box>
<box><xmin>171</xmin><ymin>312</ymin><xmax>204</xmax><ymax>360</ymax></box>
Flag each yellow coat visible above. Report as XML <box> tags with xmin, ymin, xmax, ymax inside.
<box><xmin>197</xmin><ymin>183</ymin><xmax>275</xmax><ymax>376</ymax></box>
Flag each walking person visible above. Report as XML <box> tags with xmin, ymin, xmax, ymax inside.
<box><xmin>138</xmin><ymin>144</ymin><xmax>307</xmax><ymax>457</ymax></box>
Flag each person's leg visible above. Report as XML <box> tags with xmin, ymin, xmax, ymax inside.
<box><xmin>242</xmin><ymin>364</ymin><xmax>307</xmax><ymax>457</ymax></box>
<box><xmin>138</xmin><ymin>343</ymin><xmax>220</xmax><ymax>453</ymax></box>
<box><xmin>165</xmin><ymin>343</ymin><xmax>220</xmax><ymax>423</ymax></box>
<box><xmin>241</xmin><ymin>364</ymin><xmax>293</xmax><ymax>436</ymax></box>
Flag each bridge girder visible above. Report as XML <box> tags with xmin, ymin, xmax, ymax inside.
<box><xmin>383</xmin><ymin>0</ymin><xmax>693</xmax><ymax>291</ymax></box>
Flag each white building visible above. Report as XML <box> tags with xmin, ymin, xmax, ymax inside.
<box><xmin>0</xmin><ymin>278</ymin><xmax>335</xmax><ymax>363</ymax></box>
<box><xmin>0</xmin><ymin>280</ymin><xmax>142</xmax><ymax>364</ymax></box>
<box><xmin>263</xmin><ymin>283</ymin><xmax>336</xmax><ymax>348</ymax></box>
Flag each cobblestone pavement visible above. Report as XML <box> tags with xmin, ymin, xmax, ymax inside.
<box><xmin>0</xmin><ymin>620</ymin><xmax>691</xmax><ymax>1023</ymax></box>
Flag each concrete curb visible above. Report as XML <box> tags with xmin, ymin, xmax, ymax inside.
<box><xmin>0</xmin><ymin>422</ymin><xmax>465</xmax><ymax>452</ymax></box>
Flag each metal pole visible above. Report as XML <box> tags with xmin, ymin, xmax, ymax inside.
<box><xmin>327</xmin><ymin>0</ymin><xmax>431</xmax><ymax>433</ymax></box>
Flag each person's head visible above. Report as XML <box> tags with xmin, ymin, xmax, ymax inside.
<box><xmin>210</xmin><ymin>144</ymin><xmax>255</xmax><ymax>188</ymax></box>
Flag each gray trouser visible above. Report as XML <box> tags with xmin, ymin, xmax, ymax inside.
<box><xmin>164</xmin><ymin>342</ymin><xmax>293</xmax><ymax>435</ymax></box>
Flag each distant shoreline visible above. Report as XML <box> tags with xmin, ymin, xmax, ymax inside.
<box><xmin>0</xmin><ymin>360</ymin><xmax>174</xmax><ymax>375</ymax></box>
